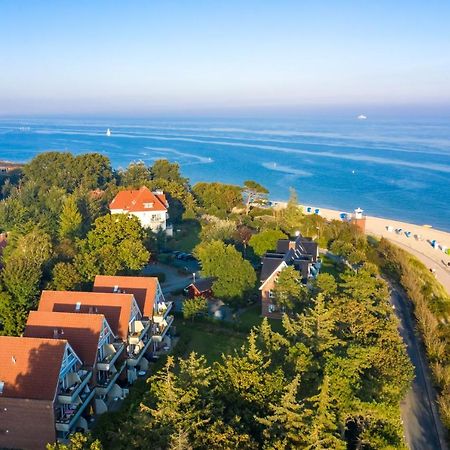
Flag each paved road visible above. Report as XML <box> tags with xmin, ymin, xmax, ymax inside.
<box><xmin>389</xmin><ymin>282</ymin><xmax>448</xmax><ymax>450</ymax></box>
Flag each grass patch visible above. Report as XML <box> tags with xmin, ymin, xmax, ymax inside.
<box><xmin>167</xmin><ymin>220</ymin><xmax>201</xmax><ymax>253</ymax></box>
<box><xmin>175</xmin><ymin>320</ymin><xmax>246</xmax><ymax>363</ymax></box>
<box><xmin>237</xmin><ymin>303</ymin><xmax>284</xmax><ymax>333</ymax></box>
<box><xmin>320</xmin><ymin>254</ymin><xmax>341</xmax><ymax>279</ymax></box>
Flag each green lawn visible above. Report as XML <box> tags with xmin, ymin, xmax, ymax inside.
<box><xmin>175</xmin><ymin>320</ymin><xmax>246</xmax><ymax>363</ymax></box>
<box><xmin>320</xmin><ymin>254</ymin><xmax>341</xmax><ymax>279</ymax></box>
<box><xmin>237</xmin><ymin>303</ymin><xmax>284</xmax><ymax>333</ymax></box>
<box><xmin>167</xmin><ymin>220</ymin><xmax>201</xmax><ymax>253</ymax></box>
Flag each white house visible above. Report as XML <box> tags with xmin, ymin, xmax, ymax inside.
<box><xmin>109</xmin><ymin>186</ymin><xmax>170</xmax><ymax>233</ymax></box>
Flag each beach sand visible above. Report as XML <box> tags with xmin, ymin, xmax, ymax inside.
<box><xmin>311</xmin><ymin>205</ymin><xmax>450</xmax><ymax>296</ymax></box>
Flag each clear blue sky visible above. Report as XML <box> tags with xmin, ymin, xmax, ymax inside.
<box><xmin>1</xmin><ymin>0</ymin><xmax>449</xmax><ymax>116</ymax></box>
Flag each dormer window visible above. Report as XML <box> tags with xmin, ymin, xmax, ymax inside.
<box><xmin>143</xmin><ymin>202</ymin><xmax>154</xmax><ymax>209</ymax></box>
<box><xmin>0</xmin><ymin>381</ymin><xmax>4</xmax><ymax>394</ymax></box>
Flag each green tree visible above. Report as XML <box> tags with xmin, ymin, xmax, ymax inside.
<box><xmin>304</xmin><ymin>375</ymin><xmax>346</xmax><ymax>450</ymax></box>
<box><xmin>75</xmin><ymin>214</ymin><xmax>149</xmax><ymax>281</ymax></box>
<box><xmin>194</xmin><ymin>240</ymin><xmax>256</xmax><ymax>303</ymax></box>
<box><xmin>0</xmin><ymin>256</ymin><xmax>42</xmax><ymax>334</ymax></box>
<box><xmin>242</xmin><ymin>180</ymin><xmax>269</xmax><ymax>214</ymax></box>
<box><xmin>119</xmin><ymin>161</ymin><xmax>151</xmax><ymax>188</ymax></box>
<box><xmin>272</xmin><ymin>266</ymin><xmax>305</xmax><ymax>312</ymax></box>
<box><xmin>193</xmin><ymin>182</ymin><xmax>242</xmax><ymax>216</ymax></box>
<box><xmin>200</xmin><ymin>220</ymin><xmax>236</xmax><ymax>243</ymax></box>
<box><xmin>151</xmin><ymin>159</ymin><xmax>187</xmax><ymax>184</ymax></box>
<box><xmin>50</xmin><ymin>262</ymin><xmax>82</xmax><ymax>291</ymax></box>
<box><xmin>183</xmin><ymin>296</ymin><xmax>208</xmax><ymax>321</ymax></box>
<box><xmin>248</xmin><ymin>229</ymin><xmax>287</xmax><ymax>257</ymax></box>
<box><xmin>280</xmin><ymin>188</ymin><xmax>303</xmax><ymax>234</ymax></box>
<box><xmin>59</xmin><ymin>196</ymin><xmax>83</xmax><ymax>240</ymax></box>
<box><xmin>257</xmin><ymin>376</ymin><xmax>307</xmax><ymax>449</ymax></box>
<box><xmin>312</xmin><ymin>273</ymin><xmax>338</xmax><ymax>298</ymax></box>
<box><xmin>46</xmin><ymin>432</ymin><xmax>102</xmax><ymax>450</ymax></box>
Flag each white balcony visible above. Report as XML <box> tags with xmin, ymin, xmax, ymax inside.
<box><xmin>57</xmin><ymin>370</ymin><xmax>92</xmax><ymax>404</ymax></box>
<box><xmin>97</xmin><ymin>342</ymin><xmax>124</xmax><ymax>371</ymax></box>
<box><xmin>95</xmin><ymin>360</ymin><xmax>127</xmax><ymax>396</ymax></box>
<box><xmin>153</xmin><ymin>301</ymin><xmax>173</xmax><ymax>324</ymax></box>
<box><xmin>152</xmin><ymin>315</ymin><xmax>174</xmax><ymax>343</ymax></box>
<box><xmin>55</xmin><ymin>388</ymin><xmax>95</xmax><ymax>432</ymax></box>
<box><xmin>127</xmin><ymin>338</ymin><xmax>153</xmax><ymax>367</ymax></box>
<box><xmin>128</xmin><ymin>320</ymin><xmax>150</xmax><ymax>345</ymax></box>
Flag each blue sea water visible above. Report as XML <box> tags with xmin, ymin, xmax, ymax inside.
<box><xmin>0</xmin><ymin>117</ymin><xmax>449</xmax><ymax>231</ymax></box>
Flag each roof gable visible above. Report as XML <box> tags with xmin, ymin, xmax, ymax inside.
<box><xmin>24</xmin><ymin>311</ymin><xmax>105</xmax><ymax>367</ymax></box>
<box><xmin>38</xmin><ymin>291</ymin><xmax>136</xmax><ymax>340</ymax></box>
<box><xmin>93</xmin><ymin>275</ymin><xmax>158</xmax><ymax>318</ymax></box>
<box><xmin>0</xmin><ymin>336</ymin><xmax>66</xmax><ymax>400</ymax></box>
<box><xmin>110</xmin><ymin>186</ymin><xmax>167</xmax><ymax>213</ymax></box>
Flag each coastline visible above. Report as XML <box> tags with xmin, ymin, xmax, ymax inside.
<box><xmin>301</xmin><ymin>203</ymin><xmax>450</xmax><ymax>295</ymax></box>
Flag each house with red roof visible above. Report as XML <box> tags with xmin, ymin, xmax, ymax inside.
<box><xmin>0</xmin><ymin>336</ymin><xmax>93</xmax><ymax>449</ymax></box>
<box><xmin>93</xmin><ymin>275</ymin><xmax>174</xmax><ymax>355</ymax></box>
<box><xmin>24</xmin><ymin>311</ymin><xmax>126</xmax><ymax>414</ymax></box>
<box><xmin>38</xmin><ymin>290</ymin><xmax>155</xmax><ymax>384</ymax></box>
<box><xmin>109</xmin><ymin>186</ymin><xmax>170</xmax><ymax>233</ymax></box>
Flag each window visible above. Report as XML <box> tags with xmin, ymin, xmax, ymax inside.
<box><xmin>268</xmin><ymin>290</ymin><xmax>274</xmax><ymax>299</ymax></box>
<box><xmin>144</xmin><ymin>202</ymin><xmax>154</xmax><ymax>209</ymax></box>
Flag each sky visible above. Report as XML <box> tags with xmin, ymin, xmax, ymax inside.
<box><xmin>1</xmin><ymin>0</ymin><xmax>450</xmax><ymax>116</ymax></box>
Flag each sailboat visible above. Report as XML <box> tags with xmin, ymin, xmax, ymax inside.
<box><xmin>106</xmin><ymin>128</ymin><xmax>111</xmax><ymax>136</ymax></box>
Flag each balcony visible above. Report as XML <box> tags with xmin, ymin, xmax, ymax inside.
<box><xmin>127</xmin><ymin>337</ymin><xmax>153</xmax><ymax>367</ymax></box>
<box><xmin>57</xmin><ymin>370</ymin><xmax>92</xmax><ymax>404</ymax></box>
<box><xmin>55</xmin><ymin>388</ymin><xmax>95</xmax><ymax>432</ymax></box>
<box><xmin>153</xmin><ymin>301</ymin><xmax>173</xmax><ymax>323</ymax></box>
<box><xmin>152</xmin><ymin>315</ymin><xmax>174</xmax><ymax>343</ymax></box>
<box><xmin>128</xmin><ymin>320</ymin><xmax>150</xmax><ymax>345</ymax></box>
<box><xmin>97</xmin><ymin>342</ymin><xmax>125</xmax><ymax>371</ymax></box>
<box><xmin>96</xmin><ymin>360</ymin><xmax>127</xmax><ymax>396</ymax></box>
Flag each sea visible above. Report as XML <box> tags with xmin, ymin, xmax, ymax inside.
<box><xmin>0</xmin><ymin>116</ymin><xmax>449</xmax><ymax>231</ymax></box>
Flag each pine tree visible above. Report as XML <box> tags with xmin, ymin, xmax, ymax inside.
<box><xmin>257</xmin><ymin>376</ymin><xmax>308</xmax><ymax>448</ymax></box>
<box><xmin>59</xmin><ymin>195</ymin><xmax>82</xmax><ymax>240</ymax></box>
<box><xmin>304</xmin><ymin>375</ymin><xmax>346</xmax><ymax>450</ymax></box>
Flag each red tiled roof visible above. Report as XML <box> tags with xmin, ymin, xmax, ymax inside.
<box><xmin>24</xmin><ymin>311</ymin><xmax>105</xmax><ymax>367</ymax></box>
<box><xmin>0</xmin><ymin>336</ymin><xmax>66</xmax><ymax>400</ymax></box>
<box><xmin>93</xmin><ymin>275</ymin><xmax>158</xmax><ymax>318</ymax></box>
<box><xmin>38</xmin><ymin>291</ymin><xmax>135</xmax><ymax>341</ymax></box>
<box><xmin>109</xmin><ymin>186</ymin><xmax>167</xmax><ymax>213</ymax></box>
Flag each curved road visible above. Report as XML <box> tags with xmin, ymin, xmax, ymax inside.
<box><xmin>389</xmin><ymin>282</ymin><xmax>448</xmax><ymax>450</ymax></box>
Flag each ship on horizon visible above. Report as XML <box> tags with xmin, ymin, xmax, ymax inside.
<box><xmin>357</xmin><ymin>114</ymin><xmax>367</xmax><ymax>120</ymax></box>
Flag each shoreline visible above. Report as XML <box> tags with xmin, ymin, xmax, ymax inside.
<box><xmin>276</xmin><ymin>201</ymin><xmax>450</xmax><ymax>295</ymax></box>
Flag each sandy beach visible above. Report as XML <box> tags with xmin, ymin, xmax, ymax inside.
<box><xmin>307</xmin><ymin>205</ymin><xmax>450</xmax><ymax>296</ymax></box>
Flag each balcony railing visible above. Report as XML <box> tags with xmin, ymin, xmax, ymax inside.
<box><xmin>128</xmin><ymin>320</ymin><xmax>151</xmax><ymax>345</ymax></box>
<box><xmin>55</xmin><ymin>388</ymin><xmax>95</xmax><ymax>432</ymax></box>
<box><xmin>96</xmin><ymin>360</ymin><xmax>127</xmax><ymax>396</ymax></box>
<box><xmin>153</xmin><ymin>301</ymin><xmax>173</xmax><ymax>323</ymax></box>
<box><xmin>97</xmin><ymin>342</ymin><xmax>125</xmax><ymax>371</ymax></box>
<box><xmin>57</xmin><ymin>370</ymin><xmax>92</xmax><ymax>404</ymax></box>
<box><xmin>127</xmin><ymin>337</ymin><xmax>153</xmax><ymax>367</ymax></box>
<box><xmin>152</xmin><ymin>315</ymin><xmax>174</xmax><ymax>343</ymax></box>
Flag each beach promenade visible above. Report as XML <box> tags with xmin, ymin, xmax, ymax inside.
<box><xmin>313</xmin><ymin>206</ymin><xmax>450</xmax><ymax>296</ymax></box>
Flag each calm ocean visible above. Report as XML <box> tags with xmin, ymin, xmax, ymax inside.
<box><xmin>1</xmin><ymin>117</ymin><xmax>449</xmax><ymax>231</ymax></box>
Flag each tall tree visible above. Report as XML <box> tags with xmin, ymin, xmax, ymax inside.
<box><xmin>75</xmin><ymin>214</ymin><xmax>149</xmax><ymax>281</ymax></box>
<box><xmin>59</xmin><ymin>196</ymin><xmax>83</xmax><ymax>240</ymax></box>
<box><xmin>242</xmin><ymin>180</ymin><xmax>269</xmax><ymax>215</ymax></box>
<box><xmin>257</xmin><ymin>376</ymin><xmax>308</xmax><ymax>449</ymax></box>
<box><xmin>280</xmin><ymin>188</ymin><xmax>303</xmax><ymax>234</ymax></box>
<box><xmin>248</xmin><ymin>228</ymin><xmax>287</xmax><ymax>256</ymax></box>
<box><xmin>272</xmin><ymin>266</ymin><xmax>306</xmax><ymax>312</ymax></box>
<box><xmin>194</xmin><ymin>240</ymin><xmax>256</xmax><ymax>303</ymax></box>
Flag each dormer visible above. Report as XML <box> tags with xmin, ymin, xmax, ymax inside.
<box><xmin>143</xmin><ymin>202</ymin><xmax>154</xmax><ymax>209</ymax></box>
